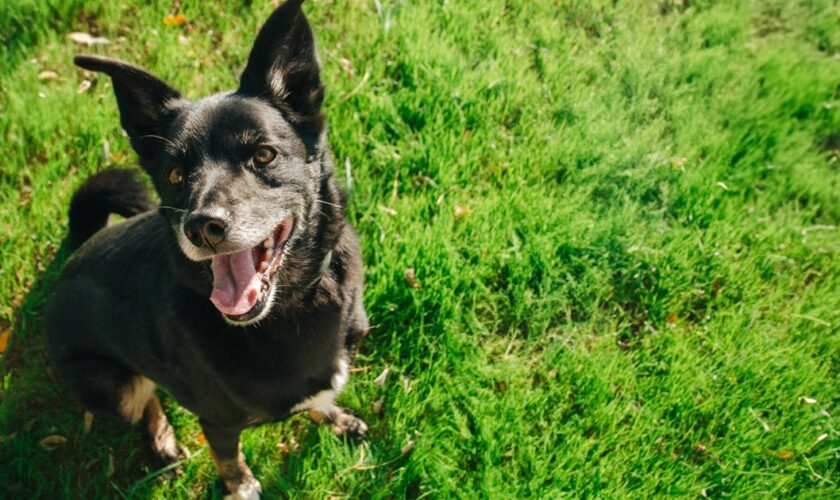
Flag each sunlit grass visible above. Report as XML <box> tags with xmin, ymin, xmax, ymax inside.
<box><xmin>1</xmin><ymin>0</ymin><xmax>839</xmax><ymax>497</ymax></box>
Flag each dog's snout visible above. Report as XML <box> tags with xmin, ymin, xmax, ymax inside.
<box><xmin>184</xmin><ymin>212</ymin><xmax>228</xmax><ymax>247</ymax></box>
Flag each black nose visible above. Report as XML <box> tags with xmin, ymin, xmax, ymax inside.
<box><xmin>183</xmin><ymin>212</ymin><xmax>227</xmax><ymax>247</ymax></box>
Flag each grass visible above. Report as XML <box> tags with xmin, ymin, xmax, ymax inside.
<box><xmin>1</xmin><ymin>0</ymin><xmax>839</xmax><ymax>497</ymax></box>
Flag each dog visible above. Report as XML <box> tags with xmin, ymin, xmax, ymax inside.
<box><xmin>44</xmin><ymin>1</ymin><xmax>368</xmax><ymax>497</ymax></box>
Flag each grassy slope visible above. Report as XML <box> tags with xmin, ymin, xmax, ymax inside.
<box><xmin>1</xmin><ymin>0</ymin><xmax>839</xmax><ymax>497</ymax></box>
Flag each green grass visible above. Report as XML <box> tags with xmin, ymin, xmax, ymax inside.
<box><xmin>1</xmin><ymin>0</ymin><xmax>840</xmax><ymax>497</ymax></box>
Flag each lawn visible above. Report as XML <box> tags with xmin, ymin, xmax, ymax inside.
<box><xmin>1</xmin><ymin>0</ymin><xmax>839</xmax><ymax>497</ymax></box>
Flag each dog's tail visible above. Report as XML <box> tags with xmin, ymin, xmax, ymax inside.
<box><xmin>68</xmin><ymin>168</ymin><xmax>156</xmax><ymax>250</ymax></box>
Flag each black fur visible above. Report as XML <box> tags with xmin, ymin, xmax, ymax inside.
<box><xmin>67</xmin><ymin>168</ymin><xmax>155</xmax><ymax>250</ymax></box>
<box><xmin>46</xmin><ymin>1</ymin><xmax>368</xmax><ymax>496</ymax></box>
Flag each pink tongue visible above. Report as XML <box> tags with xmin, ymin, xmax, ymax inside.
<box><xmin>209</xmin><ymin>248</ymin><xmax>262</xmax><ymax>316</ymax></box>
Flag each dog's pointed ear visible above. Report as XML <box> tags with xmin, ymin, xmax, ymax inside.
<box><xmin>74</xmin><ymin>55</ymin><xmax>181</xmax><ymax>168</ymax></box>
<box><xmin>237</xmin><ymin>0</ymin><xmax>324</xmax><ymax>136</ymax></box>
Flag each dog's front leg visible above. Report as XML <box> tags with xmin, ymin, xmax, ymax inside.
<box><xmin>200</xmin><ymin>420</ymin><xmax>261</xmax><ymax>500</ymax></box>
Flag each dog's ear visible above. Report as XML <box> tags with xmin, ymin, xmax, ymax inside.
<box><xmin>74</xmin><ymin>55</ymin><xmax>181</xmax><ymax>169</ymax></box>
<box><xmin>238</xmin><ymin>0</ymin><xmax>324</xmax><ymax>136</ymax></box>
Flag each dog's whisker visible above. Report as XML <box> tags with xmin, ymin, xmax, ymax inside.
<box><xmin>159</xmin><ymin>205</ymin><xmax>188</xmax><ymax>213</ymax></box>
<box><xmin>315</xmin><ymin>199</ymin><xmax>341</xmax><ymax>209</ymax></box>
<box><xmin>139</xmin><ymin>134</ymin><xmax>179</xmax><ymax>150</ymax></box>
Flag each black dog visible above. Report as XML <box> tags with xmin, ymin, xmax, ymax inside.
<box><xmin>45</xmin><ymin>1</ymin><xmax>368</xmax><ymax>497</ymax></box>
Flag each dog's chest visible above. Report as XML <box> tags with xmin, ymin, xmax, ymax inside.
<box><xmin>151</xmin><ymin>314</ymin><xmax>342</xmax><ymax>426</ymax></box>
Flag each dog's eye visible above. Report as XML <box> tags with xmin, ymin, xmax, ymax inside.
<box><xmin>253</xmin><ymin>146</ymin><xmax>277</xmax><ymax>165</ymax></box>
<box><xmin>168</xmin><ymin>167</ymin><xmax>184</xmax><ymax>185</ymax></box>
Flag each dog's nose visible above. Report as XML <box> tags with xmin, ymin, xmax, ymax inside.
<box><xmin>183</xmin><ymin>212</ymin><xmax>228</xmax><ymax>247</ymax></box>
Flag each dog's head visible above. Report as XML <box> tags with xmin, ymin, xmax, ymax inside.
<box><xmin>76</xmin><ymin>0</ymin><xmax>343</xmax><ymax>325</ymax></box>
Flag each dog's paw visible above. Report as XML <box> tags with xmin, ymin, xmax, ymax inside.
<box><xmin>332</xmin><ymin>408</ymin><xmax>368</xmax><ymax>438</ymax></box>
<box><xmin>148</xmin><ymin>426</ymin><xmax>187</xmax><ymax>477</ymax></box>
<box><xmin>223</xmin><ymin>478</ymin><xmax>262</xmax><ymax>500</ymax></box>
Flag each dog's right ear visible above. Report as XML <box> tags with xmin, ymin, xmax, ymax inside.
<box><xmin>75</xmin><ymin>55</ymin><xmax>181</xmax><ymax>169</ymax></box>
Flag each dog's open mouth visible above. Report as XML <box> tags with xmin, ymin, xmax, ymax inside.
<box><xmin>209</xmin><ymin>217</ymin><xmax>293</xmax><ymax>322</ymax></box>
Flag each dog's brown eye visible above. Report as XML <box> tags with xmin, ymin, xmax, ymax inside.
<box><xmin>253</xmin><ymin>146</ymin><xmax>276</xmax><ymax>165</ymax></box>
<box><xmin>168</xmin><ymin>167</ymin><xmax>184</xmax><ymax>185</ymax></box>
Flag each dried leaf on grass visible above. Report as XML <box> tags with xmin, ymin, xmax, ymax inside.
<box><xmin>163</xmin><ymin>14</ymin><xmax>187</xmax><ymax>27</ymax></box>
<box><xmin>372</xmin><ymin>397</ymin><xmax>385</xmax><ymax>415</ymax></box>
<box><xmin>400</xmin><ymin>432</ymin><xmax>416</xmax><ymax>455</ymax></box>
<box><xmin>68</xmin><ymin>32</ymin><xmax>110</xmax><ymax>46</ymax></box>
<box><xmin>83</xmin><ymin>411</ymin><xmax>94</xmax><ymax>434</ymax></box>
<box><xmin>767</xmin><ymin>449</ymin><xmax>794</xmax><ymax>459</ymax></box>
<box><xmin>39</xmin><ymin>435</ymin><xmax>67</xmax><ymax>451</ymax></box>
<box><xmin>38</xmin><ymin>70</ymin><xmax>59</xmax><ymax>81</ymax></box>
<box><xmin>0</xmin><ymin>327</ymin><xmax>10</xmax><ymax>354</ymax></box>
<box><xmin>404</xmin><ymin>268</ymin><xmax>421</xmax><ymax>290</ymax></box>
<box><xmin>377</xmin><ymin>205</ymin><xmax>397</xmax><ymax>217</ymax></box>
<box><xmin>373</xmin><ymin>367</ymin><xmax>390</xmax><ymax>386</ymax></box>
<box><xmin>339</xmin><ymin>57</ymin><xmax>354</xmax><ymax>77</ymax></box>
<box><xmin>454</xmin><ymin>203</ymin><xmax>472</xmax><ymax>218</ymax></box>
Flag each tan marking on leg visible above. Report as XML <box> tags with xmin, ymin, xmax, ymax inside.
<box><xmin>210</xmin><ymin>445</ymin><xmax>262</xmax><ymax>500</ymax></box>
<box><xmin>144</xmin><ymin>394</ymin><xmax>182</xmax><ymax>468</ymax></box>
<box><xmin>307</xmin><ymin>409</ymin><xmax>327</xmax><ymax>423</ymax></box>
<box><xmin>119</xmin><ymin>376</ymin><xmax>156</xmax><ymax>424</ymax></box>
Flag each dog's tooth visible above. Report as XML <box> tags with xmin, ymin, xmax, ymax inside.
<box><xmin>263</xmin><ymin>238</ymin><xmax>272</xmax><ymax>249</ymax></box>
<box><xmin>265</xmin><ymin>248</ymin><xmax>273</xmax><ymax>259</ymax></box>
<box><xmin>258</xmin><ymin>261</ymin><xmax>268</xmax><ymax>272</ymax></box>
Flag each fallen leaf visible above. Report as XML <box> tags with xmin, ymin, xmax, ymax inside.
<box><xmin>77</xmin><ymin>80</ymin><xmax>91</xmax><ymax>94</ymax></box>
<box><xmin>454</xmin><ymin>203</ymin><xmax>472</xmax><ymax>218</ymax></box>
<box><xmin>400</xmin><ymin>433</ymin><xmax>416</xmax><ymax>455</ymax></box>
<box><xmin>68</xmin><ymin>32</ymin><xmax>110</xmax><ymax>46</ymax></box>
<box><xmin>0</xmin><ymin>327</ymin><xmax>10</xmax><ymax>354</ymax></box>
<box><xmin>799</xmin><ymin>396</ymin><xmax>817</xmax><ymax>405</ymax></box>
<box><xmin>816</xmin><ymin>433</ymin><xmax>828</xmax><ymax>443</ymax></box>
<box><xmin>400</xmin><ymin>375</ymin><xmax>412</xmax><ymax>393</ymax></box>
<box><xmin>776</xmin><ymin>450</ymin><xmax>793</xmax><ymax>459</ymax></box>
<box><xmin>694</xmin><ymin>444</ymin><xmax>707</xmax><ymax>453</ymax></box>
<box><xmin>39</xmin><ymin>435</ymin><xmax>67</xmax><ymax>451</ymax></box>
<box><xmin>163</xmin><ymin>14</ymin><xmax>187</xmax><ymax>27</ymax></box>
<box><xmin>404</xmin><ymin>268</ymin><xmax>421</xmax><ymax>290</ymax></box>
<box><xmin>19</xmin><ymin>185</ymin><xmax>32</xmax><ymax>207</ymax></box>
<box><xmin>38</xmin><ymin>70</ymin><xmax>59</xmax><ymax>81</ymax></box>
<box><xmin>377</xmin><ymin>205</ymin><xmax>397</xmax><ymax>217</ymax></box>
<box><xmin>372</xmin><ymin>397</ymin><xmax>385</xmax><ymax>415</ymax></box>
<box><xmin>83</xmin><ymin>412</ymin><xmax>93</xmax><ymax>434</ymax></box>
<box><xmin>716</xmin><ymin>181</ymin><xmax>729</xmax><ymax>191</ymax></box>
<box><xmin>197</xmin><ymin>432</ymin><xmax>207</xmax><ymax>444</ymax></box>
<box><xmin>547</xmin><ymin>369</ymin><xmax>557</xmax><ymax>379</ymax></box>
<box><xmin>373</xmin><ymin>367</ymin><xmax>390</xmax><ymax>386</ymax></box>
<box><xmin>339</xmin><ymin>57</ymin><xmax>354</xmax><ymax>77</ymax></box>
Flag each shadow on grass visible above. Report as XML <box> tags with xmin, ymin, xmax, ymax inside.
<box><xmin>0</xmin><ymin>239</ymin><xmax>177</xmax><ymax>498</ymax></box>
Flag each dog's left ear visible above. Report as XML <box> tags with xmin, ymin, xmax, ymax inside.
<box><xmin>238</xmin><ymin>0</ymin><xmax>324</xmax><ymax>136</ymax></box>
